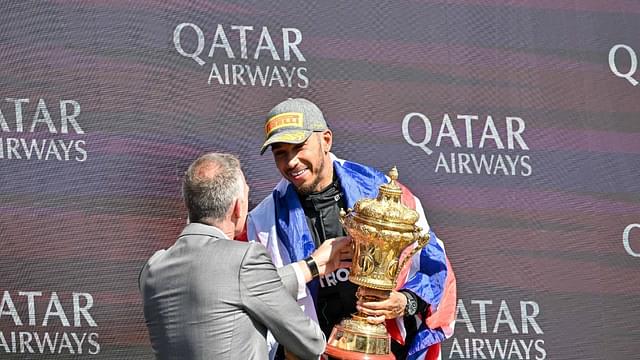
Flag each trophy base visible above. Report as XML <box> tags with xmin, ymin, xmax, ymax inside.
<box><xmin>324</xmin><ymin>315</ymin><xmax>395</xmax><ymax>360</ymax></box>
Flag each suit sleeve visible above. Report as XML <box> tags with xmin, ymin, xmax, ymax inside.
<box><xmin>276</xmin><ymin>262</ymin><xmax>301</xmax><ymax>298</ymax></box>
<box><xmin>239</xmin><ymin>243</ymin><xmax>325</xmax><ymax>359</ymax></box>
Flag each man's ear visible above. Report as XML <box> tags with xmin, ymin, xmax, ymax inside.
<box><xmin>230</xmin><ymin>197</ymin><xmax>242</xmax><ymax>221</ymax></box>
<box><xmin>321</xmin><ymin>129</ymin><xmax>333</xmax><ymax>153</ymax></box>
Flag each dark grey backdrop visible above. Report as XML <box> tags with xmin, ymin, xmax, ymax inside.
<box><xmin>1</xmin><ymin>1</ymin><xmax>639</xmax><ymax>358</ymax></box>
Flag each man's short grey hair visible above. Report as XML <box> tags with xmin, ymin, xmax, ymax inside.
<box><xmin>182</xmin><ymin>153</ymin><xmax>244</xmax><ymax>224</ymax></box>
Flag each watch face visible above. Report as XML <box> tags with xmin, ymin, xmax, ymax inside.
<box><xmin>407</xmin><ymin>301</ymin><xmax>417</xmax><ymax>315</ymax></box>
<box><xmin>405</xmin><ymin>293</ymin><xmax>418</xmax><ymax>316</ymax></box>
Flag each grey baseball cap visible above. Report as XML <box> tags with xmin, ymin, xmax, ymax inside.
<box><xmin>260</xmin><ymin>98</ymin><xmax>329</xmax><ymax>155</ymax></box>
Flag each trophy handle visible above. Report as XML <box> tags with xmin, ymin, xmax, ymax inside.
<box><xmin>395</xmin><ymin>229</ymin><xmax>430</xmax><ymax>283</ymax></box>
<box><xmin>339</xmin><ymin>208</ymin><xmax>352</xmax><ymax>226</ymax></box>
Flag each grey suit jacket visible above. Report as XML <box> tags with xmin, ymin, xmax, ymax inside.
<box><xmin>140</xmin><ymin>223</ymin><xmax>325</xmax><ymax>360</ymax></box>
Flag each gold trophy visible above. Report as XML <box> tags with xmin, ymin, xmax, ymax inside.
<box><xmin>325</xmin><ymin>167</ymin><xmax>430</xmax><ymax>360</ymax></box>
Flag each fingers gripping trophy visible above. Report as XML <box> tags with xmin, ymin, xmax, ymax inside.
<box><xmin>325</xmin><ymin>167</ymin><xmax>430</xmax><ymax>360</ymax></box>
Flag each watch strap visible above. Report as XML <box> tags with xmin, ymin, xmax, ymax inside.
<box><xmin>304</xmin><ymin>256</ymin><xmax>319</xmax><ymax>278</ymax></box>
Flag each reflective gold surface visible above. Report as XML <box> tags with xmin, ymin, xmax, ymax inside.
<box><xmin>325</xmin><ymin>167</ymin><xmax>430</xmax><ymax>359</ymax></box>
<box><xmin>327</xmin><ymin>316</ymin><xmax>389</xmax><ymax>355</ymax></box>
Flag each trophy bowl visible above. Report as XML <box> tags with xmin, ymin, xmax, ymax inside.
<box><xmin>324</xmin><ymin>167</ymin><xmax>430</xmax><ymax>360</ymax></box>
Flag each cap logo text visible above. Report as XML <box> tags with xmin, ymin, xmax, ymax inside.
<box><xmin>265</xmin><ymin>112</ymin><xmax>304</xmax><ymax>136</ymax></box>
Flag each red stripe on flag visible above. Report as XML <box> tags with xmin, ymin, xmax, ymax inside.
<box><xmin>426</xmin><ymin>258</ymin><xmax>457</xmax><ymax>331</ymax></box>
<box><xmin>426</xmin><ymin>343</ymin><xmax>441</xmax><ymax>360</ymax></box>
<box><xmin>386</xmin><ymin>318</ymin><xmax>404</xmax><ymax>345</ymax></box>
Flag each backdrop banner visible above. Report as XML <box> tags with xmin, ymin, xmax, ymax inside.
<box><xmin>1</xmin><ymin>1</ymin><xmax>639</xmax><ymax>359</ymax></box>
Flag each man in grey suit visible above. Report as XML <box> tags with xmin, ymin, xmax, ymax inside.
<box><xmin>140</xmin><ymin>153</ymin><xmax>351</xmax><ymax>360</ymax></box>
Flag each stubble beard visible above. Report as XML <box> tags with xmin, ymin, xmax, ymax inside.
<box><xmin>295</xmin><ymin>156</ymin><xmax>326</xmax><ymax>196</ymax></box>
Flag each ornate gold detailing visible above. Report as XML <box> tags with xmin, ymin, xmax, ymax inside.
<box><xmin>325</xmin><ymin>167</ymin><xmax>431</xmax><ymax>359</ymax></box>
<box><xmin>327</xmin><ymin>316</ymin><xmax>390</xmax><ymax>355</ymax></box>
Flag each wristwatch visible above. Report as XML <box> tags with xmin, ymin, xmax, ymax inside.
<box><xmin>304</xmin><ymin>255</ymin><xmax>319</xmax><ymax>278</ymax></box>
<box><xmin>401</xmin><ymin>291</ymin><xmax>418</xmax><ymax>316</ymax></box>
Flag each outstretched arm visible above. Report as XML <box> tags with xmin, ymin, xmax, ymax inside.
<box><xmin>239</xmin><ymin>243</ymin><xmax>325</xmax><ymax>359</ymax></box>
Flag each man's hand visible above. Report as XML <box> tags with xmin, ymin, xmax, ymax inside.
<box><xmin>311</xmin><ymin>236</ymin><xmax>352</xmax><ymax>276</ymax></box>
<box><xmin>356</xmin><ymin>288</ymin><xmax>407</xmax><ymax>324</ymax></box>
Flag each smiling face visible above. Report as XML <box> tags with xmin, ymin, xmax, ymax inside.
<box><xmin>271</xmin><ymin>130</ymin><xmax>334</xmax><ymax>195</ymax></box>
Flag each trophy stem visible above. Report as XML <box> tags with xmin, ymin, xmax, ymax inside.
<box><xmin>357</xmin><ymin>287</ymin><xmax>391</xmax><ymax>303</ymax></box>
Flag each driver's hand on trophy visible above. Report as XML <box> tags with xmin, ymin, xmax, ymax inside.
<box><xmin>356</xmin><ymin>289</ymin><xmax>407</xmax><ymax>324</ymax></box>
<box><xmin>310</xmin><ymin>236</ymin><xmax>352</xmax><ymax>276</ymax></box>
